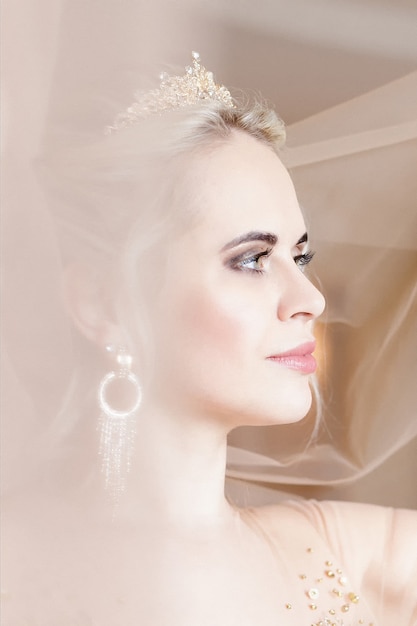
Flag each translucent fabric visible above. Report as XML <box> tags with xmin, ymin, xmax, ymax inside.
<box><xmin>228</xmin><ymin>72</ymin><xmax>417</xmax><ymax>502</ymax></box>
<box><xmin>2</xmin><ymin>0</ymin><xmax>417</xmax><ymax>507</ymax></box>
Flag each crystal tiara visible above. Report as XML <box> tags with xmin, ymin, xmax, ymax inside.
<box><xmin>105</xmin><ymin>51</ymin><xmax>235</xmax><ymax>134</ymax></box>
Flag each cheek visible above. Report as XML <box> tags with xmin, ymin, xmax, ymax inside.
<box><xmin>157</xmin><ymin>281</ymin><xmax>262</xmax><ymax>370</ymax></box>
<box><xmin>179</xmin><ymin>288</ymin><xmax>249</xmax><ymax>356</ymax></box>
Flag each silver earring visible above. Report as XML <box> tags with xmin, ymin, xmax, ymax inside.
<box><xmin>98</xmin><ymin>345</ymin><xmax>141</xmax><ymax>504</ymax></box>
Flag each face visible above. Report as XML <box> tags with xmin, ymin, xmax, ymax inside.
<box><xmin>145</xmin><ymin>131</ymin><xmax>325</xmax><ymax>428</ymax></box>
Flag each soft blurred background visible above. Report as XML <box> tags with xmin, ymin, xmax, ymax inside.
<box><xmin>2</xmin><ymin>0</ymin><xmax>417</xmax><ymax>507</ymax></box>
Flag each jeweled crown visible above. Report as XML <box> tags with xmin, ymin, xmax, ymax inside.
<box><xmin>105</xmin><ymin>51</ymin><xmax>235</xmax><ymax>134</ymax></box>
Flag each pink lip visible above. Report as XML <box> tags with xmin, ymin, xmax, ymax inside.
<box><xmin>266</xmin><ymin>341</ymin><xmax>317</xmax><ymax>374</ymax></box>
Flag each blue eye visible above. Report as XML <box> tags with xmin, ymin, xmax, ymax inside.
<box><xmin>230</xmin><ymin>249</ymin><xmax>272</xmax><ymax>274</ymax></box>
<box><xmin>294</xmin><ymin>250</ymin><xmax>315</xmax><ymax>270</ymax></box>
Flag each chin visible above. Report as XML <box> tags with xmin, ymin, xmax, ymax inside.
<box><xmin>259</xmin><ymin>379</ymin><xmax>314</xmax><ymax>426</ymax></box>
<box><xmin>228</xmin><ymin>385</ymin><xmax>313</xmax><ymax>428</ymax></box>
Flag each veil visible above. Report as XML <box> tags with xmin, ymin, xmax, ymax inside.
<box><xmin>228</xmin><ymin>72</ymin><xmax>417</xmax><ymax>505</ymax></box>
<box><xmin>2</xmin><ymin>0</ymin><xmax>417</xmax><ymax>508</ymax></box>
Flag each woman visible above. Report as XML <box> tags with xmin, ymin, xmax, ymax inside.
<box><xmin>3</xmin><ymin>53</ymin><xmax>416</xmax><ymax>626</ymax></box>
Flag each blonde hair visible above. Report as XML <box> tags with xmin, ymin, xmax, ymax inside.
<box><xmin>44</xmin><ymin>98</ymin><xmax>285</xmax><ymax>263</ymax></box>
<box><xmin>37</xmin><ymin>97</ymin><xmax>323</xmax><ymax>475</ymax></box>
<box><xmin>39</xmin><ymin>97</ymin><xmax>287</xmax><ymax>444</ymax></box>
<box><xmin>43</xmin><ymin>96</ymin><xmax>286</xmax><ymax>343</ymax></box>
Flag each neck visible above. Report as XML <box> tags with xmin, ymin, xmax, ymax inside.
<box><xmin>113</xmin><ymin>399</ymin><xmax>236</xmax><ymax>527</ymax></box>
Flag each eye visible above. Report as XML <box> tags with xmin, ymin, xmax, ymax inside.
<box><xmin>294</xmin><ymin>250</ymin><xmax>315</xmax><ymax>271</ymax></box>
<box><xmin>229</xmin><ymin>248</ymin><xmax>273</xmax><ymax>274</ymax></box>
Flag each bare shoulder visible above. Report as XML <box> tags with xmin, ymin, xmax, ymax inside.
<box><xmin>245</xmin><ymin>499</ymin><xmax>417</xmax><ymax>603</ymax></box>
<box><xmin>245</xmin><ymin>497</ymin><xmax>417</xmax><ymax>524</ymax></box>
<box><xmin>245</xmin><ymin>500</ymin><xmax>417</xmax><ymax>622</ymax></box>
<box><xmin>244</xmin><ymin>498</ymin><xmax>417</xmax><ymax>550</ymax></box>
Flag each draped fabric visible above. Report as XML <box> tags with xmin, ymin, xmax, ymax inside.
<box><xmin>2</xmin><ymin>0</ymin><xmax>417</xmax><ymax>507</ymax></box>
<box><xmin>227</xmin><ymin>73</ymin><xmax>417</xmax><ymax>506</ymax></box>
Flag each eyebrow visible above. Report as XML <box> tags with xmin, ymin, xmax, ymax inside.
<box><xmin>221</xmin><ymin>231</ymin><xmax>278</xmax><ymax>252</ymax></box>
<box><xmin>221</xmin><ymin>230</ymin><xmax>308</xmax><ymax>252</ymax></box>
<box><xmin>297</xmin><ymin>232</ymin><xmax>308</xmax><ymax>246</ymax></box>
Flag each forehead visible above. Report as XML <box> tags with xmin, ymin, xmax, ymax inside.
<box><xmin>176</xmin><ymin>131</ymin><xmax>306</xmax><ymax>244</ymax></box>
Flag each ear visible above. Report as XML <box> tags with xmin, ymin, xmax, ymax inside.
<box><xmin>62</xmin><ymin>262</ymin><xmax>124</xmax><ymax>349</ymax></box>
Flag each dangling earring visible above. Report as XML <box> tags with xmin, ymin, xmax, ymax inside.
<box><xmin>98</xmin><ymin>345</ymin><xmax>142</xmax><ymax>505</ymax></box>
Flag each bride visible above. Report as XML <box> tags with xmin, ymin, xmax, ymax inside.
<box><xmin>3</xmin><ymin>52</ymin><xmax>416</xmax><ymax>626</ymax></box>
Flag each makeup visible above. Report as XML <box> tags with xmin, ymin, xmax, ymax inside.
<box><xmin>267</xmin><ymin>342</ymin><xmax>317</xmax><ymax>374</ymax></box>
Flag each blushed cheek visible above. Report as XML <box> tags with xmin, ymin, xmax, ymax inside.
<box><xmin>174</xmin><ymin>287</ymin><xmax>248</xmax><ymax>362</ymax></box>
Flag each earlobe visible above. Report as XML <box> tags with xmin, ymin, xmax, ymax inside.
<box><xmin>62</xmin><ymin>262</ymin><xmax>123</xmax><ymax>348</ymax></box>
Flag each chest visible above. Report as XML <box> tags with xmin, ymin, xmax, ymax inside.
<box><xmin>3</xmin><ymin>518</ymin><xmax>377</xmax><ymax>626</ymax></box>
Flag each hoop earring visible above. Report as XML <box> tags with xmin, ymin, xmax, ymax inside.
<box><xmin>98</xmin><ymin>345</ymin><xmax>141</xmax><ymax>504</ymax></box>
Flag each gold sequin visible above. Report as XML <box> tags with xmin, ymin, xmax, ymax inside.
<box><xmin>348</xmin><ymin>592</ymin><xmax>360</xmax><ymax>603</ymax></box>
<box><xmin>285</xmin><ymin>603</ymin><xmax>292</xmax><ymax>609</ymax></box>
<box><xmin>298</xmin><ymin>553</ymin><xmax>366</xmax><ymax>624</ymax></box>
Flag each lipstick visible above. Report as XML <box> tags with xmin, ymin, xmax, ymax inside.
<box><xmin>266</xmin><ymin>342</ymin><xmax>317</xmax><ymax>374</ymax></box>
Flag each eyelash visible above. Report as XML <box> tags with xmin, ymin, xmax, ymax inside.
<box><xmin>231</xmin><ymin>248</ymin><xmax>273</xmax><ymax>274</ymax></box>
<box><xmin>294</xmin><ymin>250</ymin><xmax>315</xmax><ymax>270</ymax></box>
<box><xmin>231</xmin><ymin>249</ymin><xmax>315</xmax><ymax>275</ymax></box>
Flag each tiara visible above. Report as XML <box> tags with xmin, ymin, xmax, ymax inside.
<box><xmin>105</xmin><ymin>51</ymin><xmax>235</xmax><ymax>134</ymax></box>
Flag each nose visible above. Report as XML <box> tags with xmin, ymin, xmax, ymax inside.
<box><xmin>277</xmin><ymin>265</ymin><xmax>326</xmax><ymax>322</ymax></box>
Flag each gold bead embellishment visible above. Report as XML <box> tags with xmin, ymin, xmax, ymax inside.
<box><xmin>348</xmin><ymin>592</ymin><xmax>360</xmax><ymax>603</ymax></box>
<box><xmin>105</xmin><ymin>51</ymin><xmax>235</xmax><ymax>133</ymax></box>
<box><xmin>298</xmin><ymin>551</ymin><xmax>366</xmax><ymax>625</ymax></box>
<box><xmin>285</xmin><ymin>603</ymin><xmax>292</xmax><ymax>609</ymax></box>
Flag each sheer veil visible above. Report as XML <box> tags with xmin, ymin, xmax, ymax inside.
<box><xmin>2</xmin><ymin>0</ymin><xmax>417</xmax><ymax>507</ymax></box>
<box><xmin>228</xmin><ymin>73</ymin><xmax>417</xmax><ymax>504</ymax></box>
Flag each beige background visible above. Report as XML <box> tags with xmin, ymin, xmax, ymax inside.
<box><xmin>2</xmin><ymin>0</ymin><xmax>417</xmax><ymax>508</ymax></box>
